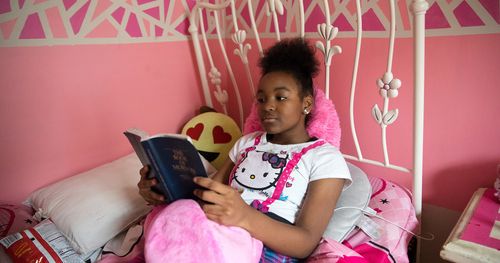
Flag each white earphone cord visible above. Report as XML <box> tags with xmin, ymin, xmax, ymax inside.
<box><xmin>334</xmin><ymin>206</ymin><xmax>435</xmax><ymax>241</ymax></box>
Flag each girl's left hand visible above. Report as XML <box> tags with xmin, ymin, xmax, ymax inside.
<box><xmin>193</xmin><ymin>177</ymin><xmax>252</xmax><ymax>229</ymax></box>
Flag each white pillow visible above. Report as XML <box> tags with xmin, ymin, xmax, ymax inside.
<box><xmin>26</xmin><ymin>153</ymin><xmax>151</xmax><ymax>254</ymax></box>
<box><xmin>323</xmin><ymin>162</ymin><xmax>372</xmax><ymax>242</ymax></box>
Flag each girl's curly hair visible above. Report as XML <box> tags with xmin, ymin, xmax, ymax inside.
<box><xmin>258</xmin><ymin>38</ymin><xmax>319</xmax><ymax>97</ymax></box>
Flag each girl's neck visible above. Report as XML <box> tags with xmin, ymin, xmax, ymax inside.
<box><xmin>266</xmin><ymin>131</ymin><xmax>311</xmax><ymax>145</ymax></box>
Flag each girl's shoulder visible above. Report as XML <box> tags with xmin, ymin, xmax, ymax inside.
<box><xmin>308</xmin><ymin>139</ymin><xmax>342</xmax><ymax>155</ymax></box>
<box><xmin>306</xmin><ymin>140</ymin><xmax>352</xmax><ymax>183</ymax></box>
<box><xmin>304</xmin><ymin>140</ymin><xmax>347</xmax><ymax>168</ymax></box>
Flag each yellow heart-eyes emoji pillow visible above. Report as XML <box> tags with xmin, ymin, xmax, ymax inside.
<box><xmin>181</xmin><ymin>112</ymin><xmax>241</xmax><ymax>170</ymax></box>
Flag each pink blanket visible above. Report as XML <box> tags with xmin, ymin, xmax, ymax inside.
<box><xmin>144</xmin><ymin>200</ymin><xmax>263</xmax><ymax>263</ymax></box>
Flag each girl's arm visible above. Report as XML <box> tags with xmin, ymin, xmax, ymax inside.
<box><xmin>193</xmin><ymin>175</ymin><xmax>345</xmax><ymax>258</ymax></box>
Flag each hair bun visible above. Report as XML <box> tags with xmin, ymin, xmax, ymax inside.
<box><xmin>258</xmin><ymin>38</ymin><xmax>319</xmax><ymax>97</ymax></box>
<box><xmin>259</xmin><ymin>38</ymin><xmax>319</xmax><ymax>79</ymax></box>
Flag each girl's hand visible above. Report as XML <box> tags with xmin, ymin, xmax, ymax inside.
<box><xmin>138</xmin><ymin>165</ymin><xmax>166</xmax><ymax>205</ymax></box>
<box><xmin>193</xmin><ymin>177</ymin><xmax>253</xmax><ymax>229</ymax></box>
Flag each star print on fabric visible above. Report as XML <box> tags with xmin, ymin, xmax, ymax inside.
<box><xmin>380</xmin><ymin>198</ymin><xmax>389</xmax><ymax>204</ymax></box>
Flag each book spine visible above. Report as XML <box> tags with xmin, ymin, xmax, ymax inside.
<box><xmin>143</xmin><ymin>144</ymin><xmax>174</xmax><ymax>202</ymax></box>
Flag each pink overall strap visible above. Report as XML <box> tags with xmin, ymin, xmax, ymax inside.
<box><xmin>252</xmin><ymin>139</ymin><xmax>326</xmax><ymax>213</ymax></box>
<box><xmin>228</xmin><ymin>133</ymin><xmax>263</xmax><ymax>185</ymax></box>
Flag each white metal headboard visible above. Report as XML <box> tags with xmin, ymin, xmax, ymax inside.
<box><xmin>189</xmin><ymin>0</ymin><xmax>428</xmax><ymax>259</ymax></box>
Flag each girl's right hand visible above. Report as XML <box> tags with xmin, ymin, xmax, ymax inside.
<box><xmin>138</xmin><ymin>165</ymin><xmax>166</xmax><ymax>205</ymax></box>
<box><xmin>192</xmin><ymin>176</ymin><xmax>253</xmax><ymax>229</ymax></box>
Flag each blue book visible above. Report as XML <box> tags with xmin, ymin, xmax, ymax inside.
<box><xmin>124</xmin><ymin>128</ymin><xmax>208</xmax><ymax>202</ymax></box>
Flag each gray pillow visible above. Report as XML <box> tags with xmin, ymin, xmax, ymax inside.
<box><xmin>323</xmin><ymin>162</ymin><xmax>372</xmax><ymax>242</ymax></box>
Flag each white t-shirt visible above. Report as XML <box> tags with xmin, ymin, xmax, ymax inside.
<box><xmin>229</xmin><ymin>132</ymin><xmax>351</xmax><ymax>223</ymax></box>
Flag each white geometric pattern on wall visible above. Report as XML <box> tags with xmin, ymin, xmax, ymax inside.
<box><xmin>0</xmin><ymin>0</ymin><xmax>498</xmax><ymax>47</ymax></box>
<box><xmin>424</xmin><ymin>0</ymin><xmax>499</xmax><ymax>36</ymax></box>
<box><xmin>0</xmin><ymin>0</ymin><xmax>197</xmax><ymax>46</ymax></box>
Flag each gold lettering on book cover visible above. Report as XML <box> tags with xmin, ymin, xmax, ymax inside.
<box><xmin>172</xmin><ymin>149</ymin><xmax>196</xmax><ymax>176</ymax></box>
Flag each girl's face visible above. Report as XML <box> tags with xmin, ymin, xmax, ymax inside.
<box><xmin>256</xmin><ymin>71</ymin><xmax>312</xmax><ymax>143</ymax></box>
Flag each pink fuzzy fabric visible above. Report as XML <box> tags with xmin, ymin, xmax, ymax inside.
<box><xmin>143</xmin><ymin>200</ymin><xmax>263</xmax><ymax>263</ymax></box>
<box><xmin>243</xmin><ymin>87</ymin><xmax>341</xmax><ymax>148</ymax></box>
<box><xmin>307</xmin><ymin>238</ymin><xmax>368</xmax><ymax>263</ymax></box>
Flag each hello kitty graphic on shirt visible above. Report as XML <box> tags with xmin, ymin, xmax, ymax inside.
<box><xmin>232</xmin><ymin>150</ymin><xmax>289</xmax><ymax>198</ymax></box>
<box><xmin>228</xmin><ymin>133</ymin><xmax>328</xmax><ymax>215</ymax></box>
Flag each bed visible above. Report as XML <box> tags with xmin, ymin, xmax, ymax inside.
<box><xmin>0</xmin><ymin>0</ymin><xmax>429</xmax><ymax>262</ymax></box>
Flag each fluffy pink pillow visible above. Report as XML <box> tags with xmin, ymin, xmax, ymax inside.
<box><xmin>243</xmin><ymin>87</ymin><xmax>341</xmax><ymax>148</ymax></box>
<box><xmin>144</xmin><ymin>200</ymin><xmax>263</xmax><ymax>263</ymax></box>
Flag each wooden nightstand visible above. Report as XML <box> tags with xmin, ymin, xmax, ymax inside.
<box><xmin>440</xmin><ymin>188</ymin><xmax>500</xmax><ymax>262</ymax></box>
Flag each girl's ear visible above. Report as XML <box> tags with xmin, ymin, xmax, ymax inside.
<box><xmin>303</xmin><ymin>94</ymin><xmax>313</xmax><ymax>112</ymax></box>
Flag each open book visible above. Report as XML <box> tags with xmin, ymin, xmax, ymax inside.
<box><xmin>124</xmin><ymin>128</ymin><xmax>208</xmax><ymax>202</ymax></box>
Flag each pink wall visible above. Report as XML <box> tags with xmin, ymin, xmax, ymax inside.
<box><xmin>331</xmin><ymin>34</ymin><xmax>500</xmax><ymax>212</ymax></box>
<box><xmin>421</xmin><ymin>34</ymin><xmax>500</xmax><ymax>211</ymax></box>
<box><xmin>0</xmin><ymin>42</ymin><xmax>204</xmax><ymax>203</ymax></box>
<box><xmin>337</xmin><ymin>34</ymin><xmax>500</xmax><ymax>212</ymax></box>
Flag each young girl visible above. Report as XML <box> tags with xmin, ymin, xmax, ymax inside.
<box><xmin>138</xmin><ymin>38</ymin><xmax>351</xmax><ymax>261</ymax></box>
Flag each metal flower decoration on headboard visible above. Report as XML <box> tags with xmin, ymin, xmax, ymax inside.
<box><xmin>315</xmin><ymin>23</ymin><xmax>342</xmax><ymax>66</ymax></box>
<box><xmin>377</xmin><ymin>72</ymin><xmax>401</xmax><ymax>98</ymax></box>
<box><xmin>208</xmin><ymin>67</ymin><xmax>228</xmax><ymax>111</ymax></box>
<box><xmin>232</xmin><ymin>30</ymin><xmax>251</xmax><ymax>64</ymax></box>
<box><xmin>208</xmin><ymin>67</ymin><xmax>221</xmax><ymax>86</ymax></box>
<box><xmin>372</xmin><ymin>72</ymin><xmax>402</xmax><ymax>126</ymax></box>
